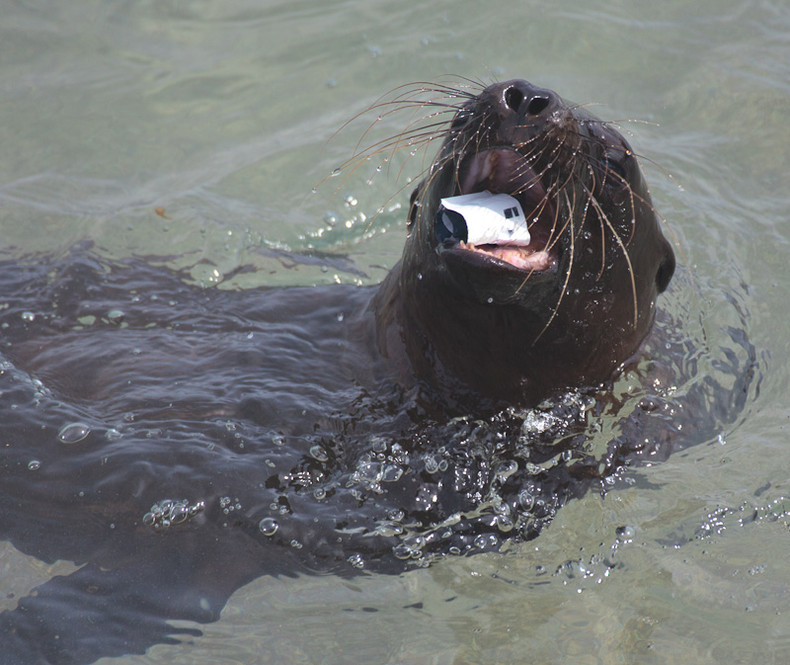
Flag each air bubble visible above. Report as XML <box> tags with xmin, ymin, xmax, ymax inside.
<box><xmin>375</xmin><ymin>521</ymin><xmax>404</xmax><ymax>537</ymax></box>
<box><xmin>370</xmin><ymin>436</ymin><xmax>388</xmax><ymax>453</ymax></box>
<box><xmin>474</xmin><ymin>533</ymin><xmax>498</xmax><ymax>550</ymax></box>
<box><xmin>258</xmin><ymin>517</ymin><xmax>279</xmax><ymax>536</ymax></box>
<box><xmin>27</xmin><ymin>460</ymin><xmax>41</xmax><ymax>471</ymax></box>
<box><xmin>58</xmin><ymin>422</ymin><xmax>91</xmax><ymax>444</ymax></box>
<box><xmin>495</xmin><ymin>460</ymin><xmax>518</xmax><ymax>480</ymax></box>
<box><xmin>495</xmin><ymin>515</ymin><xmax>514</xmax><ymax>532</ymax></box>
<box><xmin>381</xmin><ymin>465</ymin><xmax>403</xmax><ymax>482</ymax></box>
<box><xmin>347</xmin><ymin>553</ymin><xmax>365</xmax><ymax>569</ymax></box>
<box><xmin>424</xmin><ymin>455</ymin><xmax>441</xmax><ymax>474</ymax></box>
<box><xmin>309</xmin><ymin>445</ymin><xmax>329</xmax><ymax>462</ymax></box>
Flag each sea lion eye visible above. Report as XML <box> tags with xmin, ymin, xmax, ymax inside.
<box><xmin>601</xmin><ymin>147</ymin><xmax>629</xmax><ymax>189</ymax></box>
<box><xmin>450</xmin><ymin>109</ymin><xmax>471</xmax><ymax>131</ymax></box>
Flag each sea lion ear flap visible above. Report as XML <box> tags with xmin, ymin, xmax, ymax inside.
<box><xmin>656</xmin><ymin>239</ymin><xmax>675</xmax><ymax>294</ymax></box>
<box><xmin>407</xmin><ymin>184</ymin><xmax>422</xmax><ymax>229</ymax></box>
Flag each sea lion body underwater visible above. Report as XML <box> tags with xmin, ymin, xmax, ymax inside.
<box><xmin>375</xmin><ymin>79</ymin><xmax>675</xmax><ymax>406</ymax></box>
<box><xmin>0</xmin><ymin>79</ymin><xmax>677</xmax><ymax>663</ymax></box>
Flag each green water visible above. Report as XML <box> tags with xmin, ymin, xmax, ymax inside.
<box><xmin>2</xmin><ymin>0</ymin><xmax>789</xmax><ymax>663</ymax></box>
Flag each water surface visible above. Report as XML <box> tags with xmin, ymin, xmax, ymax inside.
<box><xmin>1</xmin><ymin>0</ymin><xmax>789</xmax><ymax>663</ymax></box>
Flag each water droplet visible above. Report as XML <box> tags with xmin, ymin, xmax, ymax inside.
<box><xmin>27</xmin><ymin>460</ymin><xmax>41</xmax><ymax>471</ymax></box>
<box><xmin>58</xmin><ymin>422</ymin><xmax>91</xmax><ymax>444</ymax></box>
<box><xmin>312</xmin><ymin>487</ymin><xmax>327</xmax><ymax>501</ymax></box>
<box><xmin>21</xmin><ymin>311</ymin><xmax>35</xmax><ymax>322</ymax></box>
<box><xmin>258</xmin><ymin>517</ymin><xmax>279</xmax><ymax>536</ymax></box>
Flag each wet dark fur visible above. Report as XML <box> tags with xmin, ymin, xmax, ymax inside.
<box><xmin>0</xmin><ymin>81</ymin><xmax>752</xmax><ymax>664</ymax></box>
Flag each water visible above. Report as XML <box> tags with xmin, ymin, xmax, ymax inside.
<box><xmin>1</xmin><ymin>0</ymin><xmax>789</xmax><ymax>663</ymax></box>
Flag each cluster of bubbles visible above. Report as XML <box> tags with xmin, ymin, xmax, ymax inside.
<box><xmin>696</xmin><ymin>497</ymin><xmax>790</xmax><ymax>539</ymax></box>
<box><xmin>219</xmin><ymin>496</ymin><xmax>242</xmax><ymax>515</ymax></box>
<box><xmin>142</xmin><ymin>498</ymin><xmax>205</xmax><ymax>530</ymax></box>
<box><xmin>345</xmin><ymin>436</ymin><xmax>407</xmax><ymax>496</ymax></box>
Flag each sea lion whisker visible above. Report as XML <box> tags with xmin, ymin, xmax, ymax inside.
<box><xmin>530</xmin><ymin>188</ymin><xmax>577</xmax><ymax>344</ymax></box>
<box><xmin>583</xmin><ymin>183</ymin><xmax>639</xmax><ymax>329</ymax></box>
<box><xmin>324</xmin><ymin>120</ymin><xmax>456</xmax><ymax>201</ymax></box>
<box><xmin>346</xmin><ymin>108</ymin><xmax>456</xmax><ymax>166</ymax></box>
<box><xmin>541</xmin><ymin>171</ymin><xmax>576</xmax><ymax>255</ymax></box>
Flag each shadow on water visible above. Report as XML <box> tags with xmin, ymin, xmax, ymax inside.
<box><xmin>0</xmin><ymin>245</ymin><xmax>757</xmax><ymax>664</ymax></box>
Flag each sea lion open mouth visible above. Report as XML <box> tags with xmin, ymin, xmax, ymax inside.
<box><xmin>436</xmin><ymin>147</ymin><xmax>559</xmax><ymax>273</ymax></box>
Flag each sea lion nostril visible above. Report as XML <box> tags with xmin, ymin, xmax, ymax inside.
<box><xmin>504</xmin><ymin>86</ymin><xmax>524</xmax><ymax>112</ymax></box>
<box><xmin>526</xmin><ymin>95</ymin><xmax>550</xmax><ymax>116</ymax></box>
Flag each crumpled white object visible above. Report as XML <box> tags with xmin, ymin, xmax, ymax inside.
<box><xmin>438</xmin><ymin>191</ymin><xmax>530</xmax><ymax>246</ymax></box>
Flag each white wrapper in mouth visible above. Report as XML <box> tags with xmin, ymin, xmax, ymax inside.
<box><xmin>438</xmin><ymin>191</ymin><xmax>530</xmax><ymax>246</ymax></box>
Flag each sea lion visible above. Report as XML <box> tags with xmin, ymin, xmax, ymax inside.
<box><xmin>0</xmin><ymin>79</ymin><xmax>691</xmax><ymax>664</ymax></box>
<box><xmin>373</xmin><ymin>79</ymin><xmax>675</xmax><ymax>406</ymax></box>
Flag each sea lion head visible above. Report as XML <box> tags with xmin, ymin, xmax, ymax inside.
<box><xmin>377</xmin><ymin>79</ymin><xmax>675</xmax><ymax>405</ymax></box>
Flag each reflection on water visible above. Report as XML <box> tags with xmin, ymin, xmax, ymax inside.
<box><xmin>0</xmin><ymin>0</ymin><xmax>788</xmax><ymax>663</ymax></box>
